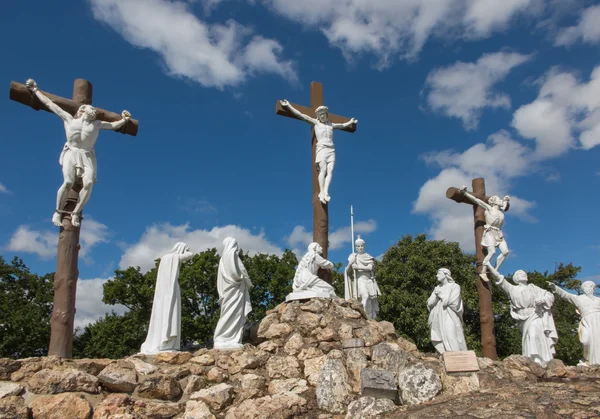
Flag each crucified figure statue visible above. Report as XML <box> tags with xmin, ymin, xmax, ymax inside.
<box><xmin>280</xmin><ymin>100</ymin><xmax>357</xmax><ymax>204</ymax></box>
<box><xmin>460</xmin><ymin>186</ymin><xmax>510</xmax><ymax>282</ymax></box>
<box><xmin>26</xmin><ymin>79</ymin><xmax>131</xmax><ymax>227</ymax></box>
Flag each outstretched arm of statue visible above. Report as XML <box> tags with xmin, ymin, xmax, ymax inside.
<box><xmin>485</xmin><ymin>262</ymin><xmax>514</xmax><ymax>294</ymax></box>
<box><xmin>332</xmin><ymin>118</ymin><xmax>358</xmax><ymax>130</ymax></box>
<box><xmin>280</xmin><ymin>99</ymin><xmax>317</xmax><ymax>125</ymax></box>
<box><xmin>26</xmin><ymin>79</ymin><xmax>72</xmax><ymax>122</ymax></box>
<box><xmin>99</xmin><ymin>110</ymin><xmax>131</xmax><ymax>130</ymax></box>
<box><xmin>460</xmin><ymin>186</ymin><xmax>490</xmax><ymax>211</ymax></box>
<box><xmin>547</xmin><ymin>282</ymin><xmax>577</xmax><ymax>305</ymax></box>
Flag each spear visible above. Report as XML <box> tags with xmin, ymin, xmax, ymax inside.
<box><xmin>350</xmin><ymin>206</ymin><xmax>357</xmax><ymax>299</ymax></box>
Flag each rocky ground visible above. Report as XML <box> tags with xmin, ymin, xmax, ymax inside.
<box><xmin>0</xmin><ymin>298</ymin><xmax>599</xmax><ymax>418</ymax></box>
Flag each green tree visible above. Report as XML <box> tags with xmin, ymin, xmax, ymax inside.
<box><xmin>0</xmin><ymin>256</ymin><xmax>54</xmax><ymax>358</ymax></box>
<box><xmin>376</xmin><ymin>234</ymin><xmax>480</xmax><ymax>353</ymax></box>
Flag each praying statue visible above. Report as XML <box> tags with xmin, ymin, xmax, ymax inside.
<box><xmin>280</xmin><ymin>99</ymin><xmax>357</xmax><ymax>204</ymax></box>
<box><xmin>213</xmin><ymin>237</ymin><xmax>253</xmax><ymax>349</ymax></box>
<box><xmin>460</xmin><ymin>186</ymin><xmax>510</xmax><ymax>282</ymax></box>
<box><xmin>548</xmin><ymin>281</ymin><xmax>600</xmax><ymax>366</ymax></box>
<box><xmin>344</xmin><ymin>235</ymin><xmax>381</xmax><ymax>319</ymax></box>
<box><xmin>25</xmin><ymin>78</ymin><xmax>131</xmax><ymax>228</ymax></box>
<box><xmin>287</xmin><ymin>242</ymin><xmax>337</xmax><ymax>301</ymax></box>
<box><xmin>141</xmin><ymin>243</ymin><xmax>193</xmax><ymax>355</ymax></box>
<box><xmin>426</xmin><ymin>268</ymin><xmax>468</xmax><ymax>354</ymax></box>
<box><xmin>486</xmin><ymin>263</ymin><xmax>558</xmax><ymax>366</ymax></box>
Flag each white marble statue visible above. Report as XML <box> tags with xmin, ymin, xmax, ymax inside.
<box><xmin>286</xmin><ymin>242</ymin><xmax>337</xmax><ymax>301</ymax></box>
<box><xmin>460</xmin><ymin>186</ymin><xmax>510</xmax><ymax>282</ymax></box>
<box><xmin>486</xmin><ymin>263</ymin><xmax>558</xmax><ymax>366</ymax></box>
<box><xmin>548</xmin><ymin>281</ymin><xmax>600</xmax><ymax>366</ymax></box>
<box><xmin>213</xmin><ymin>237</ymin><xmax>253</xmax><ymax>350</ymax></box>
<box><xmin>25</xmin><ymin>78</ymin><xmax>131</xmax><ymax>228</ymax></box>
<box><xmin>426</xmin><ymin>268</ymin><xmax>468</xmax><ymax>354</ymax></box>
<box><xmin>344</xmin><ymin>235</ymin><xmax>381</xmax><ymax>319</ymax></box>
<box><xmin>280</xmin><ymin>100</ymin><xmax>357</xmax><ymax>204</ymax></box>
<box><xmin>141</xmin><ymin>242</ymin><xmax>193</xmax><ymax>355</ymax></box>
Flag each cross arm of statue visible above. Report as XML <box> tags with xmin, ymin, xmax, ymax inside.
<box><xmin>275</xmin><ymin>99</ymin><xmax>357</xmax><ymax>133</ymax></box>
<box><xmin>9</xmin><ymin>80</ymin><xmax>139</xmax><ymax>136</ymax></box>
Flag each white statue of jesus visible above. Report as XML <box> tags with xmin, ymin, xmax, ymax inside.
<box><xmin>460</xmin><ymin>186</ymin><xmax>510</xmax><ymax>281</ymax></box>
<box><xmin>25</xmin><ymin>79</ymin><xmax>131</xmax><ymax>228</ymax></box>
<box><xmin>280</xmin><ymin>100</ymin><xmax>357</xmax><ymax>204</ymax></box>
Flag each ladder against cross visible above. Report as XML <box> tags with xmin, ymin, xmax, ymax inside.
<box><xmin>446</xmin><ymin>178</ymin><xmax>497</xmax><ymax>360</ymax></box>
<box><xmin>9</xmin><ymin>78</ymin><xmax>138</xmax><ymax>357</ymax></box>
<box><xmin>275</xmin><ymin>82</ymin><xmax>356</xmax><ymax>281</ymax></box>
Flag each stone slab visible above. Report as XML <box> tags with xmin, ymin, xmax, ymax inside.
<box><xmin>285</xmin><ymin>291</ymin><xmax>335</xmax><ymax>302</ymax></box>
<box><xmin>342</xmin><ymin>338</ymin><xmax>365</xmax><ymax>349</ymax></box>
<box><xmin>360</xmin><ymin>368</ymin><xmax>397</xmax><ymax>402</ymax></box>
<box><xmin>443</xmin><ymin>351</ymin><xmax>480</xmax><ymax>373</ymax></box>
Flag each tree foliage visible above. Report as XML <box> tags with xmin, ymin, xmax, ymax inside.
<box><xmin>0</xmin><ymin>256</ymin><xmax>54</xmax><ymax>358</ymax></box>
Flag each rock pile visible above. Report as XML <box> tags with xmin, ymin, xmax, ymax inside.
<box><xmin>1</xmin><ymin>298</ymin><xmax>599</xmax><ymax>418</ymax></box>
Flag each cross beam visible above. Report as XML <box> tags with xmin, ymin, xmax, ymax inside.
<box><xmin>9</xmin><ymin>78</ymin><xmax>136</xmax><ymax>358</ymax></box>
<box><xmin>446</xmin><ymin>178</ymin><xmax>496</xmax><ymax>360</ymax></box>
<box><xmin>275</xmin><ymin>82</ymin><xmax>356</xmax><ymax>282</ymax></box>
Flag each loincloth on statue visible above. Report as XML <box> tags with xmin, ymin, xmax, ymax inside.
<box><xmin>59</xmin><ymin>144</ymin><xmax>97</xmax><ymax>183</ymax></box>
<box><xmin>481</xmin><ymin>225</ymin><xmax>504</xmax><ymax>248</ymax></box>
<box><xmin>315</xmin><ymin>145</ymin><xmax>335</xmax><ymax>164</ymax></box>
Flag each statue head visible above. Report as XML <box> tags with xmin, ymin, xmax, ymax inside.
<box><xmin>309</xmin><ymin>242</ymin><xmax>323</xmax><ymax>255</ymax></box>
<box><xmin>582</xmin><ymin>281</ymin><xmax>596</xmax><ymax>296</ymax></box>
<box><xmin>170</xmin><ymin>242</ymin><xmax>190</xmax><ymax>255</ymax></box>
<box><xmin>437</xmin><ymin>268</ymin><xmax>453</xmax><ymax>283</ymax></box>
<box><xmin>75</xmin><ymin>104</ymin><xmax>97</xmax><ymax>121</ymax></box>
<box><xmin>488</xmin><ymin>196</ymin><xmax>502</xmax><ymax>207</ymax></box>
<box><xmin>222</xmin><ymin>237</ymin><xmax>239</xmax><ymax>254</ymax></box>
<box><xmin>355</xmin><ymin>235</ymin><xmax>365</xmax><ymax>254</ymax></box>
<box><xmin>513</xmin><ymin>270</ymin><xmax>528</xmax><ymax>285</ymax></box>
<box><xmin>315</xmin><ymin>105</ymin><xmax>329</xmax><ymax>123</ymax></box>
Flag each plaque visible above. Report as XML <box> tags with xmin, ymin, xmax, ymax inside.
<box><xmin>442</xmin><ymin>351</ymin><xmax>480</xmax><ymax>373</ymax></box>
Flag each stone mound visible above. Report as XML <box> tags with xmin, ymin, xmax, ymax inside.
<box><xmin>1</xmin><ymin>298</ymin><xmax>600</xmax><ymax>418</ymax></box>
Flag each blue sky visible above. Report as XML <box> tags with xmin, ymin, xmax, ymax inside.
<box><xmin>1</xmin><ymin>0</ymin><xmax>599</xmax><ymax>325</ymax></box>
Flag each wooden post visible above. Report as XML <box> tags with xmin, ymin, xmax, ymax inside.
<box><xmin>446</xmin><ymin>178</ymin><xmax>497</xmax><ymax>360</ymax></box>
<box><xmin>9</xmin><ymin>78</ymin><xmax>138</xmax><ymax>357</ymax></box>
<box><xmin>275</xmin><ymin>82</ymin><xmax>357</xmax><ymax>282</ymax></box>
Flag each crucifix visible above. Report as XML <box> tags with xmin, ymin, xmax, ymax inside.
<box><xmin>447</xmin><ymin>178</ymin><xmax>511</xmax><ymax>360</ymax></box>
<box><xmin>275</xmin><ymin>82</ymin><xmax>357</xmax><ymax>281</ymax></box>
<box><xmin>9</xmin><ymin>78</ymin><xmax>139</xmax><ymax>357</ymax></box>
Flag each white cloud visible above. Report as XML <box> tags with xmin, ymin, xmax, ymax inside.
<box><xmin>285</xmin><ymin>220</ymin><xmax>377</xmax><ymax>256</ymax></box>
<box><xmin>512</xmin><ymin>66</ymin><xmax>600</xmax><ymax>157</ymax></box>
<box><xmin>75</xmin><ymin>277</ymin><xmax>128</xmax><ymax>330</ymax></box>
<box><xmin>119</xmin><ymin>223</ymin><xmax>283</xmax><ymax>272</ymax></box>
<box><xmin>424</xmin><ymin>51</ymin><xmax>532</xmax><ymax>130</ymax></box>
<box><xmin>89</xmin><ymin>0</ymin><xmax>296</xmax><ymax>89</ymax></box>
<box><xmin>413</xmin><ymin>131</ymin><xmax>536</xmax><ymax>251</ymax></box>
<box><xmin>6</xmin><ymin>218</ymin><xmax>110</xmax><ymax>261</ymax></box>
<box><xmin>555</xmin><ymin>5</ymin><xmax>600</xmax><ymax>46</ymax></box>
<box><xmin>0</xmin><ymin>183</ymin><xmax>9</xmax><ymax>194</ymax></box>
<box><xmin>262</xmin><ymin>0</ymin><xmax>539</xmax><ymax>65</ymax></box>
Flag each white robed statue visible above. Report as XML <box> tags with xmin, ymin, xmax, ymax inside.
<box><xmin>213</xmin><ymin>237</ymin><xmax>253</xmax><ymax>349</ymax></box>
<box><xmin>141</xmin><ymin>242</ymin><xmax>193</xmax><ymax>355</ymax></box>
<box><xmin>426</xmin><ymin>268</ymin><xmax>468</xmax><ymax>354</ymax></box>
<box><xmin>486</xmin><ymin>263</ymin><xmax>558</xmax><ymax>366</ymax></box>
<box><xmin>286</xmin><ymin>242</ymin><xmax>337</xmax><ymax>301</ymax></box>
<box><xmin>548</xmin><ymin>281</ymin><xmax>600</xmax><ymax>366</ymax></box>
<box><xmin>344</xmin><ymin>236</ymin><xmax>381</xmax><ymax>319</ymax></box>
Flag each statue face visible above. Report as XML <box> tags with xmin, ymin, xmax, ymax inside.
<box><xmin>356</xmin><ymin>243</ymin><xmax>364</xmax><ymax>254</ymax></box>
<box><xmin>436</xmin><ymin>269</ymin><xmax>446</xmax><ymax>282</ymax></box>
<box><xmin>316</xmin><ymin>111</ymin><xmax>328</xmax><ymax>123</ymax></box>
<box><xmin>489</xmin><ymin>196</ymin><xmax>501</xmax><ymax>206</ymax></box>
<box><xmin>582</xmin><ymin>281</ymin><xmax>595</xmax><ymax>296</ymax></box>
<box><xmin>513</xmin><ymin>270</ymin><xmax>528</xmax><ymax>285</ymax></box>
<box><xmin>76</xmin><ymin>105</ymin><xmax>97</xmax><ymax>121</ymax></box>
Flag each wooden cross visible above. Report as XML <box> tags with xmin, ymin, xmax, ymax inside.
<box><xmin>275</xmin><ymin>82</ymin><xmax>356</xmax><ymax>281</ymax></box>
<box><xmin>446</xmin><ymin>178</ymin><xmax>497</xmax><ymax>360</ymax></box>
<box><xmin>9</xmin><ymin>78</ymin><xmax>138</xmax><ymax>358</ymax></box>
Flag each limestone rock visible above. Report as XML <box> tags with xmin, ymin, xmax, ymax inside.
<box><xmin>11</xmin><ymin>358</ymin><xmax>42</xmax><ymax>381</ymax></box>
<box><xmin>227</xmin><ymin>351</ymin><xmax>262</xmax><ymax>374</ymax></box>
<box><xmin>279</xmin><ymin>303</ymin><xmax>299</xmax><ymax>323</ymax></box>
<box><xmin>284</xmin><ymin>333</ymin><xmax>304</xmax><ymax>355</ymax></box>
<box><xmin>354</xmin><ymin>325</ymin><xmax>383</xmax><ymax>347</ymax></box>
<box><xmin>397</xmin><ymin>363</ymin><xmax>442</xmax><ymax>405</ymax></box>
<box><xmin>316</xmin><ymin>357</ymin><xmax>351</xmax><ymax>414</ymax></box>
<box><xmin>268</xmin><ymin>378</ymin><xmax>309</xmax><ymax>395</ymax></box>
<box><xmin>28</xmin><ymin>368</ymin><xmax>100</xmax><ymax>394</ymax></box>
<box><xmin>376</xmin><ymin>321</ymin><xmax>397</xmax><ymax>337</ymax></box>
<box><xmin>257</xmin><ymin>341</ymin><xmax>279</xmax><ymax>353</ymax></box>
<box><xmin>0</xmin><ymin>396</ymin><xmax>29</xmax><ymax>419</ymax></box>
<box><xmin>257</xmin><ymin>313</ymin><xmax>279</xmax><ymax>339</ymax></box>
<box><xmin>345</xmin><ymin>348</ymin><xmax>368</xmax><ymax>393</ymax></box>
<box><xmin>441</xmin><ymin>370</ymin><xmax>480</xmax><ymax>396</ymax></box>
<box><xmin>207</xmin><ymin>367</ymin><xmax>228</xmax><ymax>383</ymax></box>
<box><xmin>303</xmin><ymin>355</ymin><xmax>326</xmax><ymax>386</ymax></box>
<box><xmin>73</xmin><ymin>359</ymin><xmax>114</xmax><ymax>376</ymax></box>
<box><xmin>345</xmin><ymin>396</ymin><xmax>397</xmax><ymax>419</ymax></box>
<box><xmin>371</xmin><ymin>342</ymin><xmax>412</xmax><ymax>374</ymax></box>
<box><xmin>335</xmin><ymin>305</ymin><xmax>363</xmax><ymax>320</ymax></box>
<box><xmin>296</xmin><ymin>312</ymin><xmax>322</xmax><ymax>334</ymax></box>
<box><xmin>265</xmin><ymin>356</ymin><xmax>301</xmax><ymax>379</ymax></box>
<box><xmin>224</xmin><ymin>393</ymin><xmax>308</xmax><ymax>419</ymax></box>
<box><xmin>133</xmin><ymin>399</ymin><xmax>184</xmax><ymax>418</ymax></box>
<box><xmin>339</xmin><ymin>323</ymin><xmax>354</xmax><ymax>340</ymax></box>
<box><xmin>314</xmin><ymin>327</ymin><xmax>337</xmax><ymax>342</ymax></box>
<box><xmin>190</xmin><ymin>354</ymin><xmax>215</xmax><ymax>366</ymax></box>
<box><xmin>154</xmin><ymin>352</ymin><xmax>193</xmax><ymax>365</ymax></box>
<box><xmin>545</xmin><ymin>359</ymin><xmax>568</xmax><ymax>378</ymax></box>
<box><xmin>31</xmin><ymin>393</ymin><xmax>93</xmax><ymax>419</ymax></box>
<box><xmin>239</xmin><ymin>374</ymin><xmax>266</xmax><ymax>391</ymax></box>
<box><xmin>190</xmin><ymin>383</ymin><xmax>234</xmax><ymax>411</ymax></box>
<box><xmin>502</xmin><ymin>355</ymin><xmax>545</xmax><ymax>380</ymax></box>
<box><xmin>137</xmin><ymin>376</ymin><xmax>182</xmax><ymax>401</ymax></box>
<box><xmin>159</xmin><ymin>365</ymin><xmax>191</xmax><ymax>380</ymax></box>
<box><xmin>93</xmin><ymin>393</ymin><xmax>135</xmax><ymax>418</ymax></box>
<box><xmin>184</xmin><ymin>400</ymin><xmax>215</xmax><ymax>419</ymax></box>
<box><xmin>395</xmin><ymin>337</ymin><xmax>418</xmax><ymax>353</ymax></box>
<box><xmin>97</xmin><ymin>361</ymin><xmax>138</xmax><ymax>393</ymax></box>
<box><xmin>0</xmin><ymin>381</ymin><xmax>24</xmax><ymax>398</ymax></box>
<box><xmin>184</xmin><ymin>375</ymin><xmax>208</xmax><ymax>397</ymax></box>
<box><xmin>128</xmin><ymin>357</ymin><xmax>157</xmax><ymax>375</ymax></box>
<box><xmin>263</xmin><ymin>323</ymin><xmax>293</xmax><ymax>340</ymax></box>
<box><xmin>300</xmin><ymin>298</ymin><xmax>328</xmax><ymax>313</ymax></box>
<box><xmin>0</xmin><ymin>359</ymin><xmax>21</xmax><ymax>381</ymax></box>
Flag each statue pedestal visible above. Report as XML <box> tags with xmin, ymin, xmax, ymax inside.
<box><xmin>285</xmin><ymin>290</ymin><xmax>337</xmax><ymax>302</ymax></box>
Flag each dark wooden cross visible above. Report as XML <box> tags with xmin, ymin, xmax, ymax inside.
<box><xmin>9</xmin><ymin>78</ymin><xmax>139</xmax><ymax>357</ymax></box>
<box><xmin>275</xmin><ymin>81</ymin><xmax>356</xmax><ymax>282</ymax></box>
<box><xmin>446</xmin><ymin>178</ymin><xmax>497</xmax><ymax>360</ymax></box>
